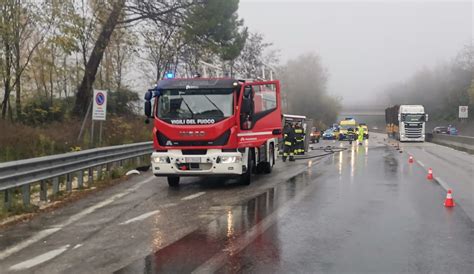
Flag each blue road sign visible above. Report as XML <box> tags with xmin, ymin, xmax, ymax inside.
<box><xmin>96</xmin><ymin>92</ymin><xmax>105</xmax><ymax>105</ymax></box>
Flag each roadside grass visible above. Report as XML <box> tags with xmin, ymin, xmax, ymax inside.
<box><xmin>0</xmin><ymin>116</ymin><xmax>152</xmax><ymax>162</ymax></box>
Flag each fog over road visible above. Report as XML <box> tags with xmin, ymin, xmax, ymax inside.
<box><xmin>239</xmin><ymin>0</ymin><xmax>473</xmax><ymax>105</ymax></box>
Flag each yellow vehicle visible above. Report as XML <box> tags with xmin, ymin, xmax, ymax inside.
<box><xmin>359</xmin><ymin>123</ymin><xmax>369</xmax><ymax>139</ymax></box>
<box><xmin>339</xmin><ymin>118</ymin><xmax>358</xmax><ymax>140</ymax></box>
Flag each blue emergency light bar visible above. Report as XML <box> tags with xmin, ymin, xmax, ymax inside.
<box><xmin>165</xmin><ymin>72</ymin><xmax>175</xmax><ymax>79</ymax></box>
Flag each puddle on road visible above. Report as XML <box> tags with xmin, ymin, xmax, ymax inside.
<box><xmin>114</xmin><ymin>171</ymin><xmax>320</xmax><ymax>274</ymax></box>
<box><xmin>383</xmin><ymin>150</ymin><xmax>399</xmax><ymax>175</ymax></box>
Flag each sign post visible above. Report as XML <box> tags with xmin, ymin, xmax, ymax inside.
<box><xmin>92</xmin><ymin>90</ymin><xmax>108</xmax><ymax>147</ymax></box>
<box><xmin>459</xmin><ymin>106</ymin><xmax>468</xmax><ymax>119</ymax></box>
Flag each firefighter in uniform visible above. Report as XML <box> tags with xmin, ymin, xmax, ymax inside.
<box><xmin>358</xmin><ymin>125</ymin><xmax>364</xmax><ymax>145</ymax></box>
<box><xmin>294</xmin><ymin>123</ymin><xmax>305</xmax><ymax>155</ymax></box>
<box><xmin>282</xmin><ymin>123</ymin><xmax>296</xmax><ymax>162</ymax></box>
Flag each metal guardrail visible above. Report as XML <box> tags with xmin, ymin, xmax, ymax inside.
<box><xmin>0</xmin><ymin>142</ymin><xmax>153</xmax><ymax>210</ymax></box>
<box><xmin>429</xmin><ymin>134</ymin><xmax>474</xmax><ymax>153</ymax></box>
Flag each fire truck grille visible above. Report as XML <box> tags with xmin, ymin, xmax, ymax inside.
<box><xmin>157</xmin><ymin>130</ymin><xmax>230</xmax><ymax>147</ymax></box>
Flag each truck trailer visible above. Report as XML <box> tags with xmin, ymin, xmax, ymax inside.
<box><xmin>385</xmin><ymin>105</ymin><xmax>428</xmax><ymax>142</ymax></box>
<box><xmin>144</xmin><ymin>78</ymin><xmax>283</xmax><ymax>187</ymax></box>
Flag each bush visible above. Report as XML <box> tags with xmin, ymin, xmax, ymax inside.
<box><xmin>21</xmin><ymin>97</ymin><xmax>72</xmax><ymax>126</ymax></box>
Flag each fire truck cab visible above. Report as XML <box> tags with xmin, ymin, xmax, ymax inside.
<box><xmin>144</xmin><ymin>78</ymin><xmax>283</xmax><ymax>187</ymax></box>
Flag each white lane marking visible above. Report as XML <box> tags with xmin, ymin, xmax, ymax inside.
<box><xmin>192</xmin><ymin>181</ymin><xmax>315</xmax><ymax>274</ymax></box>
<box><xmin>72</xmin><ymin>244</ymin><xmax>82</xmax><ymax>249</ymax></box>
<box><xmin>434</xmin><ymin>176</ymin><xmax>451</xmax><ymax>191</ymax></box>
<box><xmin>414</xmin><ymin>158</ymin><xmax>451</xmax><ymax>190</ymax></box>
<box><xmin>9</xmin><ymin>245</ymin><xmax>70</xmax><ymax>271</ymax></box>
<box><xmin>119</xmin><ymin>210</ymin><xmax>160</xmax><ymax>225</ymax></box>
<box><xmin>161</xmin><ymin>203</ymin><xmax>177</xmax><ymax>208</ymax></box>
<box><xmin>237</xmin><ymin>131</ymin><xmax>272</xmax><ymax>137</ymax></box>
<box><xmin>0</xmin><ymin>177</ymin><xmax>154</xmax><ymax>260</ymax></box>
<box><xmin>0</xmin><ymin>227</ymin><xmax>61</xmax><ymax>261</ymax></box>
<box><xmin>182</xmin><ymin>192</ymin><xmax>206</xmax><ymax>201</ymax></box>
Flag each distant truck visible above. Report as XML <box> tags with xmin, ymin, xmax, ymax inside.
<box><xmin>385</xmin><ymin>105</ymin><xmax>428</xmax><ymax>142</ymax></box>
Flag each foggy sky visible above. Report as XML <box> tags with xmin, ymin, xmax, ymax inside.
<box><xmin>239</xmin><ymin>0</ymin><xmax>473</xmax><ymax>106</ymax></box>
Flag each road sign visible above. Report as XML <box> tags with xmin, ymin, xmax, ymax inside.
<box><xmin>92</xmin><ymin>90</ymin><xmax>107</xmax><ymax>121</ymax></box>
<box><xmin>459</xmin><ymin>106</ymin><xmax>468</xmax><ymax>119</ymax></box>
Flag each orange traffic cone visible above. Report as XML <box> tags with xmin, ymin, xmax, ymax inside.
<box><xmin>408</xmin><ymin>156</ymin><xmax>414</xmax><ymax>164</ymax></box>
<box><xmin>427</xmin><ymin>168</ymin><xmax>433</xmax><ymax>180</ymax></box>
<box><xmin>444</xmin><ymin>189</ymin><xmax>455</xmax><ymax>207</ymax></box>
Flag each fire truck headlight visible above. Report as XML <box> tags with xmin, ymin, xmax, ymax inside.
<box><xmin>220</xmin><ymin>156</ymin><xmax>241</xmax><ymax>164</ymax></box>
<box><xmin>152</xmin><ymin>156</ymin><xmax>169</xmax><ymax>164</ymax></box>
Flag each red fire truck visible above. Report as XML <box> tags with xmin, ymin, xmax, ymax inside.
<box><xmin>144</xmin><ymin>77</ymin><xmax>283</xmax><ymax>187</ymax></box>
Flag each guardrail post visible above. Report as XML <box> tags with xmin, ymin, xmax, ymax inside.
<box><xmin>88</xmin><ymin>167</ymin><xmax>94</xmax><ymax>185</ymax></box>
<box><xmin>66</xmin><ymin>174</ymin><xmax>72</xmax><ymax>192</ymax></box>
<box><xmin>4</xmin><ymin>189</ymin><xmax>12</xmax><ymax>210</ymax></box>
<box><xmin>97</xmin><ymin>165</ymin><xmax>103</xmax><ymax>180</ymax></box>
<box><xmin>40</xmin><ymin>180</ymin><xmax>47</xmax><ymax>201</ymax></box>
<box><xmin>52</xmin><ymin>177</ymin><xmax>60</xmax><ymax>196</ymax></box>
<box><xmin>106</xmin><ymin>163</ymin><xmax>111</xmax><ymax>178</ymax></box>
<box><xmin>22</xmin><ymin>184</ymin><xmax>30</xmax><ymax>207</ymax></box>
<box><xmin>78</xmin><ymin>170</ymin><xmax>84</xmax><ymax>188</ymax></box>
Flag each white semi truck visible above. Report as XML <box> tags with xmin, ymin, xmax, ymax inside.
<box><xmin>385</xmin><ymin>105</ymin><xmax>428</xmax><ymax>142</ymax></box>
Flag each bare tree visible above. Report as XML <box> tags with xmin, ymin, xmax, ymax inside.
<box><xmin>1</xmin><ymin>0</ymin><xmax>44</xmax><ymax>119</ymax></box>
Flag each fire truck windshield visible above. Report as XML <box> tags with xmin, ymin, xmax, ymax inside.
<box><xmin>157</xmin><ymin>89</ymin><xmax>234</xmax><ymax>119</ymax></box>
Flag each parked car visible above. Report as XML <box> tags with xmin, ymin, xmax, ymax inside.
<box><xmin>433</xmin><ymin>126</ymin><xmax>448</xmax><ymax>134</ymax></box>
<box><xmin>310</xmin><ymin>127</ymin><xmax>321</xmax><ymax>143</ymax></box>
<box><xmin>448</xmin><ymin>126</ymin><xmax>458</xmax><ymax>135</ymax></box>
<box><xmin>322</xmin><ymin>129</ymin><xmax>336</xmax><ymax>140</ymax></box>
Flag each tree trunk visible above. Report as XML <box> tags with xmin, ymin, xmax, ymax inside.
<box><xmin>72</xmin><ymin>0</ymin><xmax>126</xmax><ymax>116</ymax></box>
<box><xmin>50</xmin><ymin>44</ymin><xmax>55</xmax><ymax>106</ymax></box>
<box><xmin>1</xmin><ymin>42</ymin><xmax>12</xmax><ymax>119</ymax></box>
<box><xmin>14</xmin><ymin>25</ymin><xmax>21</xmax><ymax>118</ymax></box>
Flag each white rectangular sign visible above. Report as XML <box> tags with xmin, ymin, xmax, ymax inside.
<box><xmin>92</xmin><ymin>90</ymin><xmax>107</xmax><ymax>121</ymax></box>
<box><xmin>459</xmin><ymin>106</ymin><xmax>468</xmax><ymax>119</ymax></box>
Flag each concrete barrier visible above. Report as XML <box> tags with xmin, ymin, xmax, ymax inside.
<box><xmin>429</xmin><ymin>134</ymin><xmax>474</xmax><ymax>154</ymax></box>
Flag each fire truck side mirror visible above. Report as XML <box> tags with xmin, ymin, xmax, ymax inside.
<box><xmin>144</xmin><ymin>101</ymin><xmax>152</xmax><ymax>118</ymax></box>
<box><xmin>144</xmin><ymin>90</ymin><xmax>153</xmax><ymax>101</ymax></box>
<box><xmin>425</xmin><ymin>114</ymin><xmax>429</xmax><ymax>122</ymax></box>
<box><xmin>244</xmin><ymin>87</ymin><xmax>252</xmax><ymax>98</ymax></box>
<box><xmin>241</xmin><ymin>98</ymin><xmax>252</xmax><ymax>114</ymax></box>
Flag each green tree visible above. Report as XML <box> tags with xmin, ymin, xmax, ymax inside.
<box><xmin>183</xmin><ymin>0</ymin><xmax>247</xmax><ymax>76</ymax></box>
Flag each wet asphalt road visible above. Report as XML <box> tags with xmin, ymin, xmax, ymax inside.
<box><xmin>0</xmin><ymin>134</ymin><xmax>472</xmax><ymax>273</ymax></box>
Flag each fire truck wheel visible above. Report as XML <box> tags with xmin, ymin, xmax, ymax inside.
<box><xmin>240</xmin><ymin>150</ymin><xmax>254</xmax><ymax>185</ymax></box>
<box><xmin>262</xmin><ymin>144</ymin><xmax>274</xmax><ymax>174</ymax></box>
<box><xmin>167</xmin><ymin>176</ymin><xmax>180</xmax><ymax>187</ymax></box>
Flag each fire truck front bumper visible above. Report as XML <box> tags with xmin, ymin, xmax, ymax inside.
<box><xmin>150</xmin><ymin>150</ymin><xmax>245</xmax><ymax>176</ymax></box>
